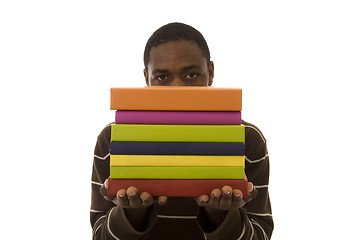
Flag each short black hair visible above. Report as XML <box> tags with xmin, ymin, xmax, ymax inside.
<box><xmin>143</xmin><ymin>22</ymin><xmax>211</xmax><ymax>70</ymax></box>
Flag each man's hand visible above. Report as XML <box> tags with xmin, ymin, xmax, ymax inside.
<box><xmin>100</xmin><ymin>179</ymin><xmax>167</xmax><ymax>208</ymax></box>
<box><xmin>195</xmin><ymin>182</ymin><xmax>257</xmax><ymax>228</ymax></box>
<box><xmin>100</xmin><ymin>179</ymin><xmax>167</xmax><ymax>230</ymax></box>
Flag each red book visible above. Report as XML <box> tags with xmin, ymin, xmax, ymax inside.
<box><xmin>107</xmin><ymin>177</ymin><xmax>248</xmax><ymax>198</ymax></box>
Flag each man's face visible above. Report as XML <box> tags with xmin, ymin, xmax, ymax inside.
<box><xmin>144</xmin><ymin>40</ymin><xmax>214</xmax><ymax>86</ymax></box>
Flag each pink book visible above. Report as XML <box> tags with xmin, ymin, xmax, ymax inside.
<box><xmin>115</xmin><ymin>111</ymin><xmax>241</xmax><ymax>125</ymax></box>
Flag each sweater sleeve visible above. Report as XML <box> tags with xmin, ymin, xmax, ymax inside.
<box><xmin>90</xmin><ymin>123</ymin><xmax>157</xmax><ymax>240</ymax></box>
<box><xmin>197</xmin><ymin>121</ymin><xmax>274</xmax><ymax>239</ymax></box>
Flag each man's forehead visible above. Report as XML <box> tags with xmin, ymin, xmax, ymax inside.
<box><xmin>148</xmin><ymin>40</ymin><xmax>207</xmax><ymax>69</ymax></box>
<box><xmin>150</xmin><ymin>40</ymin><xmax>202</xmax><ymax>58</ymax></box>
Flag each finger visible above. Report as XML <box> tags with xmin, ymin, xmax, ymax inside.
<box><xmin>140</xmin><ymin>192</ymin><xmax>154</xmax><ymax>207</ymax></box>
<box><xmin>157</xmin><ymin>196</ymin><xmax>168</xmax><ymax>205</ymax></box>
<box><xmin>207</xmin><ymin>188</ymin><xmax>221</xmax><ymax>209</ymax></box>
<box><xmin>113</xmin><ymin>189</ymin><xmax>130</xmax><ymax>207</ymax></box>
<box><xmin>127</xmin><ymin>186</ymin><xmax>143</xmax><ymax>208</ymax></box>
<box><xmin>231</xmin><ymin>189</ymin><xmax>245</xmax><ymax>208</ymax></box>
<box><xmin>245</xmin><ymin>182</ymin><xmax>258</xmax><ymax>202</ymax></box>
<box><xmin>196</xmin><ymin>195</ymin><xmax>209</xmax><ymax>207</ymax></box>
<box><xmin>218</xmin><ymin>186</ymin><xmax>233</xmax><ymax>210</ymax></box>
<box><xmin>100</xmin><ymin>179</ymin><xmax>115</xmax><ymax>202</ymax></box>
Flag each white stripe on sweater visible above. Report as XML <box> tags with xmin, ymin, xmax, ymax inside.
<box><xmin>107</xmin><ymin>207</ymin><xmax>121</xmax><ymax>240</ymax></box>
<box><xmin>157</xmin><ymin>215</ymin><xmax>196</xmax><ymax>219</ymax></box>
<box><xmin>91</xmin><ymin>181</ymin><xmax>103</xmax><ymax>186</ymax></box>
<box><xmin>90</xmin><ymin>209</ymin><xmax>107</xmax><ymax>213</ymax></box>
<box><xmin>93</xmin><ymin>215</ymin><xmax>106</xmax><ymax>235</ymax></box>
<box><xmin>250</xmin><ymin>218</ymin><xmax>269</xmax><ymax>240</ymax></box>
<box><xmin>244</xmin><ymin>125</ymin><xmax>266</xmax><ymax>143</ymax></box>
<box><xmin>249</xmin><ymin>219</ymin><xmax>255</xmax><ymax>240</ymax></box>
<box><xmin>247</xmin><ymin>212</ymin><xmax>272</xmax><ymax>217</ymax></box>
<box><xmin>94</xmin><ymin>215</ymin><xmax>106</xmax><ymax>227</ymax></box>
<box><xmin>236</xmin><ymin>221</ymin><xmax>246</xmax><ymax>240</ymax></box>
<box><xmin>245</xmin><ymin>154</ymin><xmax>269</xmax><ymax>164</ymax></box>
<box><xmin>254</xmin><ymin>185</ymin><xmax>269</xmax><ymax>189</ymax></box>
<box><xmin>94</xmin><ymin>152</ymin><xmax>110</xmax><ymax>160</ymax></box>
<box><xmin>94</xmin><ymin>224</ymin><xmax>102</xmax><ymax>235</ymax></box>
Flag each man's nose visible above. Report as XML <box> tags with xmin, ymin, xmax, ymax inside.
<box><xmin>170</xmin><ymin>76</ymin><xmax>185</xmax><ymax>86</ymax></box>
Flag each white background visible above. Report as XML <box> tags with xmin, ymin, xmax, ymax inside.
<box><xmin>1</xmin><ymin>0</ymin><xmax>359</xmax><ymax>239</ymax></box>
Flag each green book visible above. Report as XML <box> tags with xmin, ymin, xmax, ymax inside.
<box><xmin>111</xmin><ymin>124</ymin><xmax>245</xmax><ymax>142</ymax></box>
<box><xmin>110</xmin><ymin>166</ymin><xmax>245</xmax><ymax>179</ymax></box>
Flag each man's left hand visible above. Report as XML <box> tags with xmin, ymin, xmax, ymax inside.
<box><xmin>195</xmin><ymin>182</ymin><xmax>257</xmax><ymax>228</ymax></box>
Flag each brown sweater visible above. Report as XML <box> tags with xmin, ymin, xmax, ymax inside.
<box><xmin>90</xmin><ymin>120</ymin><xmax>273</xmax><ymax>239</ymax></box>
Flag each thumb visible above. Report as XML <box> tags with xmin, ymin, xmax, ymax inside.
<box><xmin>100</xmin><ymin>179</ymin><xmax>115</xmax><ymax>202</ymax></box>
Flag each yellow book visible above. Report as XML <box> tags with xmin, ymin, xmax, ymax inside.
<box><xmin>110</xmin><ymin>155</ymin><xmax>245</xmax><ymax>167</ymax></box>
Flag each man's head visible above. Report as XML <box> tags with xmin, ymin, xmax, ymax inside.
<box><xmin>143</xmin><ymin>22</ymin><xmax>214</xmax><ymax>86</ymax></box>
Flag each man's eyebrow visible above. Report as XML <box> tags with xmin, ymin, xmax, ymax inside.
<box><xmin>152</xmin><ymin>65</ymin><xmax>201</xmax><ymax>74</ymax></box>
<box><xmin>152</xmin><ymin>69</ymin><xmax>169</xmax><ymax>74</ymax></box>
<box><xmin>182</xmin><ymin>65</ymin><xmax>201</xmax><ymax>71</ymax></box>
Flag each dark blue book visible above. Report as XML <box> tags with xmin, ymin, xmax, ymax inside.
<box><xmin>110</xmin><ymin>141</ymin><xmax>245</xmax><ymax>156</ymax></box>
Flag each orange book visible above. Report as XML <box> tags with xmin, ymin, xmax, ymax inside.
<box><xmin>110</xmin><ymin>87</ymin><xmax>242</xmax><ymax>111</ymax></box>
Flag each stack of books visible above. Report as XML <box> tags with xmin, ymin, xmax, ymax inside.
<box><xmin>107</xmin><ymin>86</ymin><xmax>248</xmax><ymax>197</ymax></box>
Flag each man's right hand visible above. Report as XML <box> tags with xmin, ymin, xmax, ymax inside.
<box><xmin>100</xmin><ymin>179</ymin><xmax>168</xmax><ymax>208</ymax></box>
<box><xmin>100</xmin><ymin>179</ymin><xmax>167</xmax><ymax>230</ymax></box>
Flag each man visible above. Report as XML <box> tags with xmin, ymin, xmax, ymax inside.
<box><xmin>90</xmin><ymin>22</ymin><xmax>273</xmax><ymax>239</ymax></box>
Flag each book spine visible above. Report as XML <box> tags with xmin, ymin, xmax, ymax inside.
<box><xmin>115</xmin><ymin>111</ymin><xmax>241</xmax><ymax>125</ymax></box>
<box><xmin>110</xmin><ymin>155</ymin><xmax>245</xmax><ymax>167</ymax></box>
<box><xmin>107</xmin><ymin>178</ymin><xmax>248</xmax><ymax>198</ymax></box>
<box><xmin>110</xmin><ymin>87</ymin><xmax>242</xmax><ymax>111</ymax></box>
<box><xmin>111</xmin><ymin>124</ymin><xmax>245</xmax><ymax>142</ymax></box>
<box><xmin>110</xmin><ymin>166</ymin><xmax>245</xmax><ymax>179</ymax></box>
<box><xmin>110</xmin><ymin>141</ymin><xmax>245</xmax><ymax>155</ymax></box>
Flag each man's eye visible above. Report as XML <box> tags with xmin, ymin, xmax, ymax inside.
<box><xmin>156</xmin><ymin>75</ymin><xmax>168</xmax><ymax>81</ymax></box>
<box><xmin>185</xmin><ymin>73</ymin><xmax>198</xmax><ymax>79</ymax></box>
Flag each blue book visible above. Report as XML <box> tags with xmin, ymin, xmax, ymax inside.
<box><xmin>110</xmin><ymin>141</ymin><xmax>245</xmax><ymax>156</ymax></box>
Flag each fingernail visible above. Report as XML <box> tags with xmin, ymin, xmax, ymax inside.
<box><xmin>128</xmin><ymin>191</ymin><xmax>136</xmax><ymax>197</ymax></box>
<box><xmin>140</xmin><ymin>192</ymin><xmax>149</xmax><ymax>201</ymax></box>
<box><xmin>213</xmin><ymin>191</ymin><xmax>221</xmax><ymax>198</ymax></box>
<box><xmin>248</xmin><ymin>183</ymin><xmax>254</xmax><ymax>192</ymax></box>
<box><xmin>104</xmin><ymin>179</ymin><xmax>108</xmax><ymax>189</ymax></box>
<box><xmin>222</xmin><ymin>186</ymin><xmax>232</xmax><ymax>196</ymax></box>
<box><xmin>225</xmin><ymin>190</ymin><xmax>231</xmax><ymax>195</ymax></box>
<box><xmin>117</xmin><ymin>189</ymin><xmax>126</xmax><ymax>198</ymax></box>
<box><xmin>234</xmin><ymin>191</ymin><xmax>243</xmax><ymax>198</ymax></box>
<box><xmin>158</xmin><ymin>196</ymin><xmax>167</xmax><ymax>204</ymax></box>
